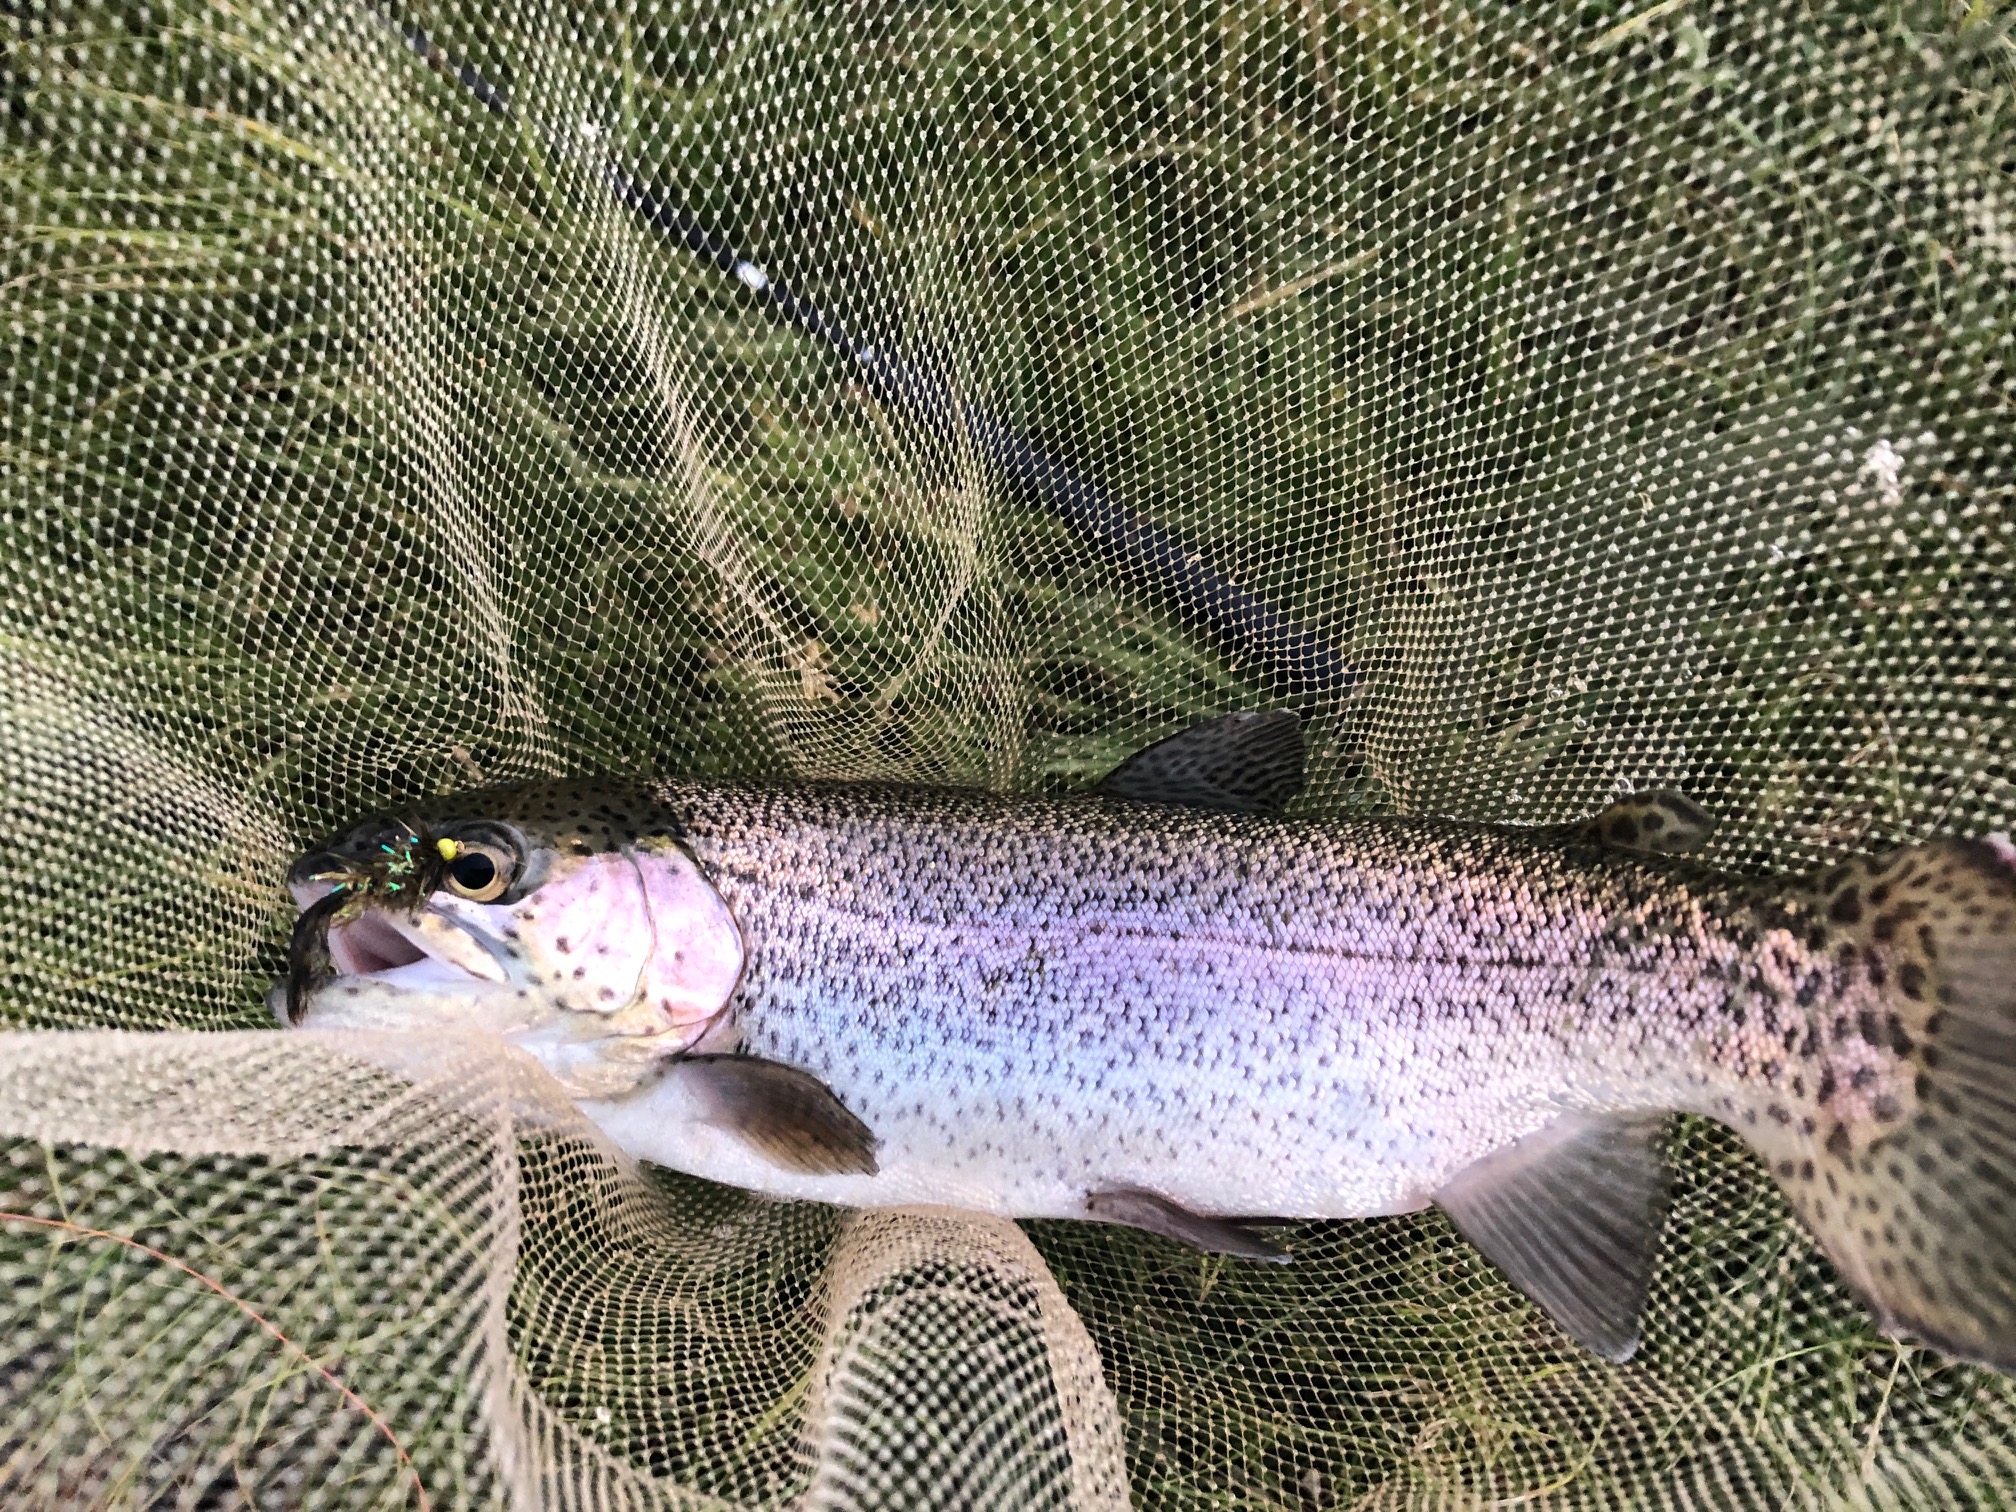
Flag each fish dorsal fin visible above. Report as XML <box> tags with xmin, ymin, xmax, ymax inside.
<box><xmin>1435</xmin><ymin>1112</ymin><xmax>1670</xmax><ymax>1363</ymax></box>
<box><xmin>1581</xmin><ymin>792</ymin><xmax>1713</xmax><ymax>855</ymax></box>
<box><xmin>1096</xmin><ymin>710</ymin><xmax>1305</xmax><ymax>814</ymax></box>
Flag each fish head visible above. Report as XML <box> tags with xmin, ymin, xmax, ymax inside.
<box><xmin>274</xmin><ymin>781</ymin><xmax>743</xmax><ymax>1096</ymax></box>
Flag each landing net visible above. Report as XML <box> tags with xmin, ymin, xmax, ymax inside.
<box><xmin>2</xmin><ymin>0</ymin><xmax>2012</xmax><ymax>1505</ymax></box>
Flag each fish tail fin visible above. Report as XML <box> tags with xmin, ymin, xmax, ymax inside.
<box><xmin>1767</xmin><ymin>834</ymin><xmax>2016</xmax><ymax>1372</ymax></box>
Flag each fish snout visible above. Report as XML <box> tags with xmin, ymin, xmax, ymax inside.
<box><xmin>286</xmin><ymin>851</ymin><xmax>346</xmax><ymax>910</ymax></box>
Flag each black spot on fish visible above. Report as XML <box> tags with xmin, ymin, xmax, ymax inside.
<box><xmin>1899</xmin><ymin>961</ymin><xmax>1926</xmax><ymax>1001</ymax></box>
<box><xmin>1830</xmin><ymin>889</ymin><xmax>1863</xmax><ymax>925</ymax></box>
<box><xmin>1826</xmin><ymin>1126</ymin><xmax>1852</xmax><ymax>1160</ymax></box>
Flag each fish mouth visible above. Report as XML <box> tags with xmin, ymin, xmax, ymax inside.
<box><xmin>328</xmin><ymin>909</ymin><xmax>429</xmax><ymax>976</ymax></box>
<box><xmin>276</xmin><ymin>879</ymin><xmax>519</xmax><ymax>1025</ymax></box>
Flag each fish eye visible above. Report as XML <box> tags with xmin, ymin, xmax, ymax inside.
<box><xmin>442</xmin><ymin>842</ymin><xmax>513</xmax><ymax>902</ymax></box>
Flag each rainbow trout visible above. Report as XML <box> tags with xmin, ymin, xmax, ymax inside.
<box><xmin>277</xmin><ymin>713</ymin><xmax>2016</xmax><ymax>1369</ymax></box>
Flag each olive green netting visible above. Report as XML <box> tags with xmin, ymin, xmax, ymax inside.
<box><xmin>2</xmin><ymin>0</ymin><xmax>2012</xmax><ymax>1505</ymax></box>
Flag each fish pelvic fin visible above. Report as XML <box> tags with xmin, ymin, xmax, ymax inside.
<box><xmin>661</xmin><ymin>1055</ymin><xmax>880</xmax><ymax>1176</ymax></box>
<box><xmin>1085</xmin><ymin>1187</ymin><xmax>1294</xmax><ymax>1262</ymax></box>
<box><xmin>1760</xmin><ymin>835</ymin><xmax>2016</xmax><ymax>1373</ymax></box>
<box><xmin>1435</xmin><ymin>1112</ymin><xmax>1670</xmax><ymax>1363</ymax></box>
<box><xmin>1096</xmin><ymin>710</ymin><xmax>1305</xmax><ymax>815</ymax></box>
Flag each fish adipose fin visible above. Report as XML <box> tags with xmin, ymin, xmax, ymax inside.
<box><xmin>1086</xmin><ymin>1187</ymin><xmax>1294</xmax><ymax>1262</ymax></box>
<box><xmin>1435</xmin><ymin>1112</ymin><xmax>1670</xmax><ymax>1363</ymax></box>
<box><xmin>1097</xmin><ymin>710</ymin><xmax>1305</xmax><ymax>815</ymax></box>
<box><xmin>1581</xmin><ymin>791</ymin><xmax>1714</xmax><ymax>855</ymax></box>
<box><xmin>1759</xmin><ymin>836</ymin><xmax>2016</xmax><ymax>1372</ymax></box>
<box><xmin>661</xmin><ymin>1055</ymin><xmax>880</xmax><ymax>1176</ymax></box>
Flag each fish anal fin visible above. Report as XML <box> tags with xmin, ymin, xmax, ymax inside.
<box><xmin>1097</xmin><ymin>710</ymin><xmax>1305</xmax><ymax>815</ymax></box>
<box><xmin>1583</xmin><ymin>792</ymin><xmax>1714</xmax><ymax>855</ymax></box>
<box><xmin>1435</xmin><ymin>1112</ymin><xmax>1670</xmax><ymax>1363</ymax></box>
<box><xmin>1086</xmin><ymin>1187</ymin><xmax>1293</xmax><ymax>1262</ymax></box>
<box><xmin>664</xmin><ymin>1055</ymin><xmax>879</xmax><ymax>1176</ymax></box>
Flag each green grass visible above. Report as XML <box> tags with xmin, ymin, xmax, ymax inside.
<box><xmin>4</xmin><ymin>0</ymin><xmax>2016</xmax><ymax>1505</ymax></box>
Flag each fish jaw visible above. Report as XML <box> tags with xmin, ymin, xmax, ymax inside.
<box><xmin>276</xmin><ymin>888</ymin><xmax>554</xmax><ymax>1035</ymax></box>
<box><xmin>277</xmin><ymin>842</ymin><xmax>746</xmax><ymax>1098</ymax></box>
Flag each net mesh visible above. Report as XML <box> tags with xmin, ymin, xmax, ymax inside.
<box><xmin>2</xmin><ymin>0</ymin><xmax>2012</xmax><ymax>1504</ymax></box>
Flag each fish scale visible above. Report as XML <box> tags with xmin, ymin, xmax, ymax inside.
<box><xmin>664</xmin><ymin>782</ymin><xmax>1813</xmax><ymax>1220</ymax></box>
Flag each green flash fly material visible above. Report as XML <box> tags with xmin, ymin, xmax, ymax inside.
<box><xmin>277</xmin><ymin>713</ymin><xmax>2016</xmax><ymax>1371</ymax></box>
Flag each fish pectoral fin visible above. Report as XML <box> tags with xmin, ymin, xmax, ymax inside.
<box><xmin>1434</xmin><ymin>1112</ymin><xmax>1670</xmax><ymax>1364</ymax></box>
<box><xmin>1085</xmin><ymin>1187</ymin><xmax>1294</xmax><ymax>1262</ymax></box>
<box><xmin>1581</xmin><ymin>792</ymin><xmax>1714</xmax><ymax>855</ymax></box>
<box><xmin>1096</xmin><ymin>710</ymin><xmax>1306</xmax><ymax>815</ymax></box>
<box><xmin>663</xmin><ymin>1055</ymin><xmax>880</xmax><ymax>1176</ymax></box>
